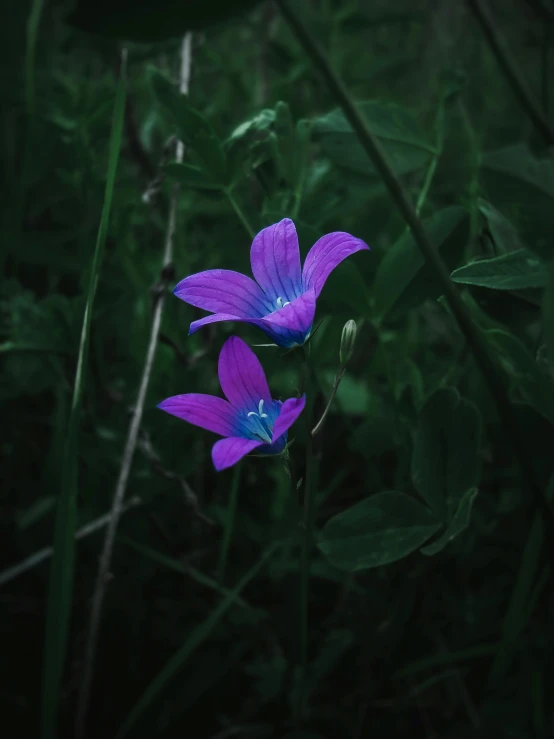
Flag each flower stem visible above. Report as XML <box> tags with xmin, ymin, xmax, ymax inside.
<box><xmin>217</xmin><ymin>466</ymin><xmax>241</xmax><ymax>583</ymax></box>
<box><xmin>276</xmin><ymin>0</ymin><xmax>554</xmax><ymax>545</ymax></box>
<box><xmin>297</xmin><ymin>344</ymin><xmax>314</xmax><ymax>718</ymax></box>
<box><xmin>224</xmin><ymin>187</ymin><xmax>256</xmax><ymax>239</ymax></box>
<box><xmin>311</xmin><ymin>366</ymin><xmax>345</xmax><ymax>437</ymax></box>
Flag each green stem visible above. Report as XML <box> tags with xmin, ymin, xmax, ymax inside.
<box><xmin>224</xmin><ymin>187</ymin><xmax>256</xmax><ymax>238</ymax></box>
<box><xmin>541</xmin><ymin>23</ymin><xmax>551</xmax><ymax>115</ymax></box>
<box><xmin>217</xmin><ymin>466</ymin><xmax>241</xmax><ymax>583</ymax></box>
<box><xmin>297</xmin><ymin>345</ymin><xmax>314</xmax><ymax>718</ymax></box>
<box><xmin>311</xmin><ymin>366</ymin><xmax>345</xmax><ymax>437</ymax></box>
<box><xmin>276</xmin><ymin>0</ymin><xmax>554</xmax><ymax>541</ymax></box>
<box><xmin>415</xmin><ymin>101</ymin><xmax>445</xmax><ymax>217</ymax></box>
<box><xmin>466</xmin><ymin>0</ymin><xmax>554</xmax><ymax>146</ymax></box>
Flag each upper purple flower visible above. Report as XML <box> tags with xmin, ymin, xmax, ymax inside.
<box><xmin>173</xmin><ymin>218</ymin><xmax>369</xmax><ymax>348</ymax></box>
<box><xmin>157</xmin><ymin>336</ymin><xmax>306</xmax><ymax>471</ymax></box>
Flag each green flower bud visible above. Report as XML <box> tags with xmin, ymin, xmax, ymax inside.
<box><xmin>340</xmin><ymin>319</ymin><xmax>357</xmax><ymax>365</ymax></box>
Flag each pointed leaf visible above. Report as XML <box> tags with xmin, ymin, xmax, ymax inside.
<box><xmin>420</xmin><ymin>487</ymin><xmax>479</xmax><ymax>555</ymax></box>
<box><xmin>451</xmin><ymin>249</ymin><xmax>546</xmax><ymax>291</ymax></box>
<box><xmin>318</xmin><ymin>491</ymin><xmax>441</xmax><ymax>571</ymax></box>
<box><xmin>411</xmin><ymin>388</ymin><xmax>482</xmax><ymax>520</ymax></box>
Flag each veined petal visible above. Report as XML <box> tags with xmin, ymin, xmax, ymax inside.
<box><xmin>212</xmin><ymin>437</ymin><xmax>265</xmax><ymax>471</ymax></box>
<box><xmin>272</xmin><ymin>395</ymin><xmax>306</xmax><ymax>443</ymax></box>
<box><xmin>302</xmin><ymin>232</ymin><xmax>369</xmax><ymax>297</ymax></box>
<box><xmin>218</xmin><ymin>336</ymin><xmax>272</xmax><ymax>411</ymax></box>
<box><xmin>252</xmin><ymin>289</ymin><xmax>316</xmax><ymax>348</ymax></box>
<box><xmin>189</xmin><ymin>312</ymin><xmax>243</xmax><ymax>335</ymax></box>
<box><xmin>174</xmin><ymin>269</ymin><xmax>272</xmax><ymax>317</ymax></box>
<box><xmin>250</xmin><ymin>219</ymin><xmax>302</xmax><ymax>304</ymax></box>
<box><xmin>157</xmin><ymin>393</ymin><xmax>239</xmax><ymax>437</ymax></box>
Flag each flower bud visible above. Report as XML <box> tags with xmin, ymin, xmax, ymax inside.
<box><xmin>339</xmin><ymin>319</ymin><xmax>357</xmax><ymax>365</ymax></box>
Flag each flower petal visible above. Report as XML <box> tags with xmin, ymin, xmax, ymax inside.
<box><xmin>189</xmin><ymin>312</ymin><xmax>242</xmax><ymax>335</ymax></box>
<box><xmin>157</xmin><ymin>393</ymin><xmax>239</xmax><ymax>437</ymax></box>
<box><xmin>212</xmin><ymin>437</ymin><xmax>265</xmax><ymax>471</ymax></box>
<box><xmin>302</xmin><ymin>232</ymin><xmax>369</xmax><ymax>297</ymax></box>
<box><xmin>253</xmin><ymin>289</ymin><xmax>316</xmax><ymax>348</ymax></box>
<box><xmin>218</xmin><ymin>336</ymin><xmax>272</xmax><ymax>411</ymax></box>
<box><xmin>272</xmin><ymin>395</ymin><xmax>306</xmax><ymax>443</ymax></box>
<box><xmin>250</xmin><ymin>219</ymin><xmax>302</xmax><ymax>304</ymax></box>
<box><xmin>174</xmin><ymin>269</ymin><xmax>272</xmax><ymax>317</ymax></box>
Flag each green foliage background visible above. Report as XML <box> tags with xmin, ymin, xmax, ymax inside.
<box><xmin>2</xmin><ymin>0</ymin><xmax>554</xmax><ymax>737</ymax></box>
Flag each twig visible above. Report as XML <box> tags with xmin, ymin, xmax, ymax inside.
<box><xmin>466</xmin><ymin>0</ymin><xmax>554</xmax><ymax>145</ymax></box>
<box><xmin>0</xmin><ymin>498</ymin><xmax>142</xmax><ymax>588</ymax></box>
<box><xmin>74</xmin><ymin>34</ymin><xmax>194</xmax><ymax>739</ymax></box>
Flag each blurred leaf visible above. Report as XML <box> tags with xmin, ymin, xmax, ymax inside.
<box><xmin>544</xmin><ymin>261</ymin><xmax>554</xmax><ymax>371</ymax></box>
<box><xmin>318</xmin><ymin>491</ymin><xmax>441</xmax><ymax>571</ymax></box>
<box><xmin>478</xmin><ymin>198</ymin><xmax>525</xmax><ymax>254</ymax></box>
<box><xmin>420</xmin><ymin>487</ymin><xmax>478</xmax><ymax>556</ymax></box>
<box><xmin>17</xmin><ymin>496</ymin><xmax>56</xmax><ymax>530</ymax></box>
<box><xmin>165</xmin><ymin>162</ymin><xmax>222</xmax><ymax>190</ymax></box>
<box><xmin>451</xmin><ymin>249</ymin><xmax>546</xmax><ymax>291</ymax></box>
<box><xmin>482</xmin><ymin>145</ymin><xmax>554</xmax><ymax>260</ymax></box>
<box><xmin>68</xmin><ymin>0</ymin><xmax>263</xmax><ymax>41</ymax></box>
<box><xmin>485</xmin><ymin>329</ymin><xmax>554</xmax><ymax>427</ymax></box>
<box><xmin>150</xmin><ymin>68</ymin><xmax>228</xmax><ymax>184</ymax></box>
<box><xmin>412</xmin><ymin>388</ymin><xmax>482</xmax><ymax>521</ymax></box>
<box><xmin>312</xmin><ymin>100</ymin><xmax>435</xmax><ymax>177</ymax></box>
<box><xmin>374</xmin><ymin>205</ymin><xmax>469</xmax><ymax>319</ymax></box>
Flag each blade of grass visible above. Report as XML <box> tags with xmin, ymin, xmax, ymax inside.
<box><xmin>40</xmin><ymin>49</ymin><xmax>127</xmax><ymax>739</ymax></box>
<box><xmin>115</xmin><ymin>540</ymin><xmax>281</xmax><ymax>739</ymax></box>
<box><xmin>276</xmin><ymin>0</ymin><xmax>554</xmax><ymax>544</ymax></box>
<box><xmin>75</xmin><ymin>34</ymin><xmax>194</xmax><ymax>739</ymax></box>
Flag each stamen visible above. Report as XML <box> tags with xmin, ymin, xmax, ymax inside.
<box><xmin>276</xmin><ymin>296</ymin><xmax>291</xmax><ymax>309</ymax></box>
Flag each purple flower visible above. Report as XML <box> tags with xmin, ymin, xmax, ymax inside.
<box><xmin>174</xmin><ymin>218</ymin><xmax>369</xmax><ymax>348</ymax></box>
<box><xmin>157</xmin><ymin>336</ymin><xmax>306</xmax><ymax>471</ymax></box>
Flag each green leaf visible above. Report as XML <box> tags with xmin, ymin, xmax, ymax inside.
<box><xmin>374</xmin><ymin>205</ymin><xmax>469</xmax><ymax>319</ymax></box>
<box><xmin>317</xmin><ymin>492</ymin><xmax>441</xmax><ymax>571</ymax></box>
<box><xmin>115</xmin><ymin>541</ymin><xmax>280</xmax><ymax>738</ymax></box>
<box><xmin>150</xmin><ymin>68</ymin><xmax>227</xmax><ymax>184</ymax></box>
<box><xmin>477</xmin><ymin>198</ymin><xmax>526</xmax><ymax>255</ymax></box>
<box><xmin>451</xmin><ymin>249</ymin><xmax>547</xmax><ymax>291</ymax></box>
<box><xmin>41</xmin><ymin>54</ymin><xmax>127</xmax><ymax>739</ymax></box>
<box><xmin>485</xmin><ymin>329</ymin><xmax>554</xmax><ymax>427</ymax></box>
<box><xmin>411</xmin><ymin>388</ymin><xmax>482</xmax><ymax>521</ymax></box>
<box><xmin>482</xmin><ymin>145</ymin><xmax>554</xmax><ymax>260</ymax></box>
<box><xmin>165</xmin><ymin>162</ymin><xmax>222</xmax><ymax>190</ymax></box>
<box><xmin>420</xmin><ymin>487</ymin><xmax>478</xmax><ymax>555</ymax></box>
<box><xmin>312</xmin><ymin>100</ymin><xmax>435</xmax><ymax>178</ymax></box>
<box><xmin>68</xmin><ymin>0</ymin><xmax>263</xmax><ymax>41</ymax></box>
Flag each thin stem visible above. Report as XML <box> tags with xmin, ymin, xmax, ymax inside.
<box><xmin>277</xmin><ymin>0</ymin><xmax>554</xmax><ymax>544</ymax></box>
<box><xmin>75</xmin><ymin>34</ymin><xmax>194</xmax><ymax>739</ymax></box>
<box><xmin>217</xmin><ymin>466</ymin><xmax>241</xmax><ymax>583</ymax></box>
<box><xmin>224</xmin><ymin>187</ymin><xmax>256</xmax><ymax>239</ymax></box>
<box><xmin>0</xmin><ymin>498</ymin><xmax>142</xmax><ymax>589</ymax></box>
<box><xmin>311</xmin><ymin>367</ymin><xmax>345</xmax><ymax>437</ymax></box>
<box><xmin>297</xmin><ymin>345</ymin><xmax>314</xmax><ymax>719</ymax></box>
<box><xmin>415</xmin><ymin>102</ymin><xmax>445</xmax><ymax>216</ymax></box>
<box><xmin>541</xmin><ymin>24</ymin><xmax>551</xmax><ymax>115</ymax></box>
<box><xmin>466</xmin><ymin>0</ymin><xmax>554</xmax><ymax>146</ymax></box>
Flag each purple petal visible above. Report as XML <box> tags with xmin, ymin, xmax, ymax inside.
<box><xmin>250</xmin><ymin>219</ymin><xmax>302</xmax><ymax>303</ymax></box>
<box><xmin>218</xmin><ymin>336</ymin><xmax>272</xmax><ymax>411</ymax></box>
<box><xmin>272</xmin><ymin>395</ymin><xmax>306</xmax><ymax>443</ymax></box>
<box><xmin>212</xmin><ymin>437</ymin><xmax>265</xmax><ymax>471</ymax></box>
<box><xmin>302</xmin><ymin>232</ymin><xmax>369</xmax><ymax>297</ymax></box>
<box><xmin>189</xmin><ymin>312</ymin><xmax>242</xmax><ymax>335</ymax></box>
<box><xmin>253</xmin><ymin>289</ymin><xmax>316</xmax><ymax>348</ymax></box>
<box><xmin>174</xmin><ymin>269</ymin><xmax>272</xmax><ymax>317</ymax></box>
<box><xmin>157</xmin><ymin>393</ymin><xmax>239</xmax><ymax>437</ymax></box>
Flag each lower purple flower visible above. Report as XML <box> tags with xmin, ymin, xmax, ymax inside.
<box><xmin>157</xmin><ymin>336</ymin><xmax>306</xmax><ymax>471</ymax></box>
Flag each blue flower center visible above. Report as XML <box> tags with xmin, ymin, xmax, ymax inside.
<box><xmin>247</xmin><ymin>399</ymin><xmax>273</xmax><ymax>443</ymax></box>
